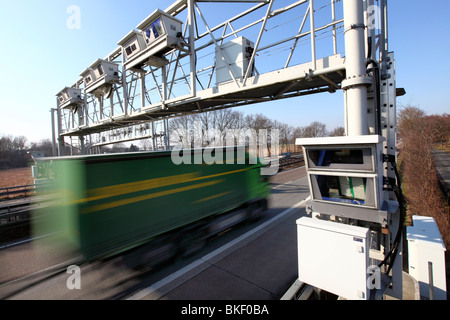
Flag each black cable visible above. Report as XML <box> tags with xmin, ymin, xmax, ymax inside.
<box><xmin>365</xmin><ymin>64</ymin><xmax>381</xmax><ymax>133</ymax></box>
<box><xmin>387</xmin><ymin>163</ymin><xmax>406</xmax><ymax>273</ymax></box>
<box><xmin>366</xmin><ymin>36</ymin><xmax>382</xmax><ymax>135</ymax></box>
<box><xmin>378</xmin><ymin>157</ymin><xmax>406</xmax><ymax>274</ymax></box>
<box><xmin>365</xmin><ymin>38</ymin><xmax>404</xmax><ymax>272</ymax></box>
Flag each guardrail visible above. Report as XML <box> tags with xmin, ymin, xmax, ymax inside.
<box><xmin>0</xmin><ymin>184</ymin><xmax>36</xmax><ymax>199</ymax></box>
<box><xmin>279</xmin><ymin>153</ymin><xmax>305</xmax><ymax>171</ymax></box>
<box><xmin>0</xmin><ymin>193</ymin><xmax>55</xmax><ymax>246</ymax></box>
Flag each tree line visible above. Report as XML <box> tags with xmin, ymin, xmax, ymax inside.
<box><xmin>0</xmin><ymin>136</ymin><xmax>53</xmax><ymax>169</ymax></box>
<box><xmin>168</xmin><ymin>109</ymin><xmax>345</xmax><ymax>154</ymax></box>
<box><xmin>0</xmin><ymin>109</ymin><xmax>344</xmax><ymax>169</ymax></box>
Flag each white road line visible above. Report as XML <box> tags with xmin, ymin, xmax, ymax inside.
<box><xmin>272</xmin><ymin>180</ymin><xmax>294</xmax><ymax>189</ymax></box>
<box><xmin>0</xmin><ymin>234</ymin><xmax>51</xmax><ymax>250</ymax></box>
<box><xmin>126</xmin><ymin>199</ymin><xmax>306</xmax><ymax>300</ymax></box>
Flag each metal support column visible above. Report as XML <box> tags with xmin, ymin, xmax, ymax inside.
<box><xmin>56</xmin><ymin>107</ymin><xmax>64</xmax><ymax>156</ymax></box>
<box><xmin>50</xmin><ymin>108</ymin><xmax>57</xmax><ymax>157</ymax></box>
<box><xmin>342</xmin><ymin>0</ymin><xmax>371</xmax><ymax>136</ymax></box>
<box><xmin>122</xmin><ymin>58</ymin><xmax>129</xmax><ymax>116</ymax></box>
<box><xmin>188</xmin><ymin>0</ymin><xmax>197</xmax><ymax>97</ymax></box>
<box><xmin>152</xmin><ymin>122</ymin><xmax>156</xmax><ymax>150</ymax></box>
<box><xmin>140</xmin><ymin>72</ymin><xmax>146</xmax><ymax>109</ymax></box>
<box><xmin>80</xmin><ymin>136</ymin><xmax>85</xmax><ymax>155</ymax></box>
<box><xmin>164</xmin><ymin>118</ymin><xmax>170</xmax><ymax>150</ymax></box>
<box><xmin>309</xmin><ymin>0</ymin><xmax>317</xmax><ymax>71</ymax></box>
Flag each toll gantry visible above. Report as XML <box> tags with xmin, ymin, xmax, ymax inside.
<box><xmin>54</xmin><ymin>0</ymin><xmax>347</xmax><ymax>154</ymax></box>
<box><xmin>51</xmin><ymin>0</ymin><xmax>447</xmax><ymax>300</ymax></box>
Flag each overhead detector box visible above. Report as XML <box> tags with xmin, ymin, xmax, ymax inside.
<box><xmin>216</xmin><ymin>36</ymin><xmax>255</xmax><ymax>85</ymax></box>
<box><xmin>118</xmin><ymin>9</ymin><xmax>183</xmax><ymax>70</ymax></box>
<box><xmin>137</xmin><ymin>9</ymin><xmax>183</xmax><ymax>50</ymax></box>
<box><xmin>118</xmin><ymin>30</ymin><xmax>147</xmax><ymax>65</ymax></box>
<box><xmin>56</xmin><ymin>87</ymin><xmax>83</xmax><ymax>110</ymax></box>
<box><xmin>80</xmin><ymin>59</ymin><xmax>120</xmax><ymax>96</ymax></box>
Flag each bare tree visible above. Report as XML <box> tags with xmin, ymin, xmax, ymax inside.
<box><xmin>169</xmin><ymin>110</ymin><xmax>247</xmax><ymax>148</ymax></box>
<box><xmin>244</xmin><ymin>113</ymin><xmax>274</xmax><ymax>156</ymax></box>
<box><xmin>29</xmin><ymin>139</ymin><xmax>53</xmax><ymax>157</ymax></box>
<box><xmin>292</xmin><ymin>127</ymin><xmax>305</xmax><ymax>152</ymax></box>
<box><xmin>329</xmin><ymin>126</ymin><xmax>345</xmax><ymax>136</ymax></box>
<box><xmin>139</xmin><ymin>139</ymin><xmax>153</xmax><ymax>151</ymax></box>
<box><xmin>0</xmin><ymin>135</ymin><xmax>14</xmax><ymax>153</ymax></box>
<box><xmin>110</xmin><ymin>143</ymin><xmax>128</xmax><ymax>153</ymax></box>
<box><xmin>198</xmin><ymin>109</ymin><xmax>243</xmax><ymax>146</ymax></box>
<box><xmin>169</xmin><ymin>114</ymin><xmax>200</xmax><ymax>148</ymax></box>
<box><xmin>244</xmin><ymin>113</ymin><xmax>272</xmax><ymax>131</ymax></box>
<box><xmin>398</xmin><ymin>105</ymin><xmax>426</xmax><ymax>143</ymax></box>
<box><xmin>302</xmin><ymin>121</ymin><xmax>328</xmax><ymax>138</ymax></box>
<box><xmin>273</xmin><ymin>121</ymin><xmax>293</xmax><ymax>153</ymax></box>
<box><xmin>424</xmin><ymin>114</ymin><xmax>450</xmax><ymax>148</ymax></box>
<box><xmin>13</xmin><ymin>136</ymin><xmax>28</xmax><ymax>152</ymax></box>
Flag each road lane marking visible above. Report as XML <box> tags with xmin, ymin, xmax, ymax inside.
<box><xmin>126</xmin><ymin>199</ymin><xmax>306</xmax><ymax>300</ymax></box>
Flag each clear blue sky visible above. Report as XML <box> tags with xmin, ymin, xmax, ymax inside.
<box><xmin>0</xmin><ymin>0</ymin><xmax>449</xmax><ymax>143</ymax></box>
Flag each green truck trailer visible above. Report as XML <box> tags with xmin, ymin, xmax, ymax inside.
<box><xmin>33</xmin><ymin>146</ymin><xmax>269</xmax><ymax>262</ymax></box>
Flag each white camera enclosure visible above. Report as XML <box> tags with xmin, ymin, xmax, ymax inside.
<box><xmin>117</xmin><ymin>30</ymin><xmax>148</xmax><ymax>70</ymax></box>
<box><xmin>56</xmin><ymin>87</ymin><xmax>83</xmax><ymax>109</ymax></box>
<box><xmin>80</xmin><ymin>59</ymin><xmax>120</xmax><ymax>95</ymax></box>
<box><xmin>118</xmin><ymin>9</ymin><xmax>182</xmax><ymax>70</ymax></box>
<box><xmin>137</xmin><ymin>9</ymin><xmax>182</xmax><ymax>49</ymax></box>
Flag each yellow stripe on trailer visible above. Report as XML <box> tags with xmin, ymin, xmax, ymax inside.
<box><xmin>77</xmin><ymin>167</ymin><xmax>250</xmax><ymax>205</ymax></box>
<box><xmin>82</xmin><ymin>179</ymin><xmax>224</xmax><ymax>214</ymax></box>
<box><xmin>192</xmin><ymin>191</ymin><xmax>232</xmax><ymax>205</ymax></box>
<box><xmin>83</xmin><ymin>172</ymin><xmax>200</xmax><ymax>203</ymax></box>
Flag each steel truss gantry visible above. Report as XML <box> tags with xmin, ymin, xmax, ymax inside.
<box><xmin>55</xmin><ymin>0</ymin><xmax>349</xmax><ymax>154</ymax></box>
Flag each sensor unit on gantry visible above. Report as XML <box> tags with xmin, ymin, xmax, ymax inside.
<box><xmin>80</xmin><ymin>59</ymin><xmax>120</xmax><ymax>97</ymax></box>
<box><xmin>296</xmin><ymin>135</ymin><xmax>393</xmax><ymax>225</ymax></box>
<box><xmin>56</xmin><ymin>87</ymin><xmax>83</xmax><ymax>112</ymax></box>
<box><xmin>118</xmin><ymin>9</ymin><xmax>183</xmax><ymax>70</ymax></box>
<box><xmin>118</xmin><ymin>30</ymin><xmax>148</xmax><ymax>70</ymax></box>
<box><xmin>216</xmin><ymin>36</ymin><xmax>255</xmax><ymax>85</ymax></box>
